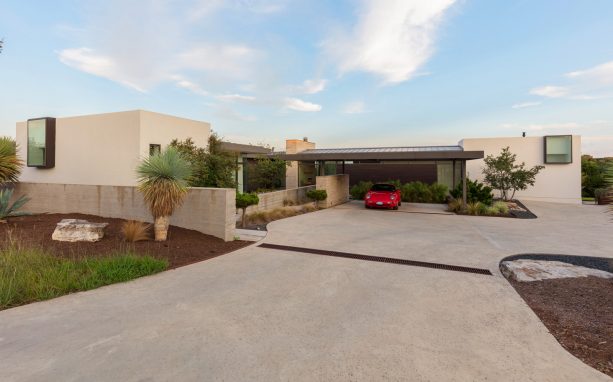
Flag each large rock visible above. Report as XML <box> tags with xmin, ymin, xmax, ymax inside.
<box><xmin>52</xmin><ymin>219</ymin><xmax>109</xmax><ymax>242</ymax></box>
<box><xmin>501</xmin><ymin>259</ymin><xmax>613</xmax><ymax>282</ymax></box>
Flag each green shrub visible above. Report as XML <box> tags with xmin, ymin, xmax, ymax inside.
<box><xmin>492</xmin><ymin>201</ymin><xmax>509</xmax><ymax>215</ymax></box>
<box><xmin>477</xmin><ymin>202</ymin><xmax>490</xmax><ymax>215</ymax></box>
<box><xmin>306</xmin><ymin>189</ymin><xmax>327</xmax><ymax>201</ymax></box>
<box><xmin>450</xmin><ymin>179</ymin><xmax>493</xmax><ymax>205</ymax></box>
<box><xmin>401</xmin><ymin>181</ymin><xmax>432</xmax><ymax>202</ymax></box>
<box><xmin>429</xmin><ymin>183</ymin><xmax>448</xmax><ymax>203</ymax></box>
<box><xmin>0</xmin><ymin>247</ymin><xmax>167</xmax><ymax>310</ymax></box>
<box><xmin>382</xmin><ymin>179</ymin><xmax>402</xmax><ymax>189</ymax></box>
<box><xmin>350</xmin><ymin>181</ymin><xmax>373</xmax><ymax>200</ymax></box>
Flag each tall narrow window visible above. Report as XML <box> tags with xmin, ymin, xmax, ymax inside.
<box><xmin>544</xmin><ymin>135</ymin><xmax>572</xmax><ymax>164</ymax></box>
<box><xmin>149</xmin><ymin>144</ymin><xmax>161</xmax><ymax>156</ymax></box>
<box><xmin>27</xmin><ymin>117</ymin><xmax>55</xmax><ymax>168</ymax></box>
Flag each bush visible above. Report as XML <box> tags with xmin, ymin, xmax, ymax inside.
<box><xmin>0</xmin><ymin>188</ymin><xmax>30</xmax><ymax>223</ymax></box>
<box><xmin>466</xmin><ymin>201</ymin><xmax>482</xmax><ymax>215</ymax></box>
<box><xmin>492</xmin><ymin>201</ymin><xmax>509</xmax><ymax>215</ymax></box>
<box><xmin>447</xmin><ymin>198</ymin><xmax>463</xmax><ymax>213</ymax></box>
<box><xmin>350</xmin><ymin>181</ymin><xmax>373</xmax><ymax>200</ymax></box>
<box><xmin>122</xmin><ymin>220</ymin><xmax>150</xmax><ymax>242</ymax></box>
<box><xmin>401</xmin><ymin>181</ymin><xmax>431</xmax><ymax>202</ymax></box>
<box><xmin>450</xmin><ymin>179</ymin><xmax>493</xmax><ymax>205</ymax></box>
<box><xmin>429</xmin><ymin>183</ymin><xmax>448</xmax><ymax>203</ymax></box>
<box><xmin>236</xmin><ymin>193</ymin><xmax>259</xmax><ymax>227</ymax></box>
<box><xmin>306</xmin><ymin>189</ymin><xmax>327</xmax><ymax>201</ymax></box>
<box><xmin>477</xmin><ymin>202</ymin><xmax>490</xmax><ymax>216</ymax></box>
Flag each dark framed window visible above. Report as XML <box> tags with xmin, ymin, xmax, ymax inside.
<box><xmin>149</xmin><ymin>144</ymin><xmax>161</xmax><ymax>156</ymax></box>
<box><xmin>544</xmin><ymin>135</ymin><xmax>572</xmax><ymax>164</ymax></box>
<box><xmin>27</xmin><ymin>117</ymin><xmax>55</xmax><ymax>168</ymax></box>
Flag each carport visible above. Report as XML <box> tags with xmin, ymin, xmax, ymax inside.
<box><xmin>277</xmin><ymin>146</ymin><xmax>484</xmax><ymax>205</ymax></box>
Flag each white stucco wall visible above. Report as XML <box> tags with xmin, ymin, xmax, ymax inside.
<box><xmin>16</xmin><ymin>110</ymin><xmax>210</xmax><ymax>187</ymax></box>
<box><xmin>460</xmin><ymin>136</ymin><xmax>581</xmax><ymax>204</ymax></box>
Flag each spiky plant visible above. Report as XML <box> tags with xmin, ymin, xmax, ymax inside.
<box><xmin>136</xmin><ymin>148</ymin><xmax>191</xmax><ymax>241</ymax></box>
<box><xmin>0</xmin><ymin>189</ymin><xmax>30</xmax><ymax>223</ymax></box>
<box><xmin>0</xmin><ymin>137</ymin><xmax>23</xmax><ymax>183</ymax></box>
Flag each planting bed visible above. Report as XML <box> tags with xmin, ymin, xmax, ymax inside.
<box><xmin>509</xmin><ymin>276</ymin><xmax>613</xmax><ymax>377</ymax></box>
<box><xmin>1</xmin><ymin>213</ymin><xmax>251</xmax><ymax>269</ymax></box>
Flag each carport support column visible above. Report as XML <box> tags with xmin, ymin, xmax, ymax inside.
<box><xmin>318</xmin><ymin>161</ymin><xmax>325</xmax><ymax>176</ymax></box>
<box><xmin>461</xmin><ymin>160</ymin><xmax>467</xmax><ymax>207</ymax></box>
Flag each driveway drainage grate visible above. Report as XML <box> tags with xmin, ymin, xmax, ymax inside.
<box><xmin>258</xmin><ymin>243</ymin><xmax>492</xmax><ymax>276</ymax></box>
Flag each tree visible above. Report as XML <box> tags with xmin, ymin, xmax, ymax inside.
<box><xmin>249</xmin><ymin>156</ymin><xmax>287</xmax><ymax>191</ymax></box>
<box><xmin>170</xmin><ymin>132</ymin><xmax>237</xmax><ymax>188</ymax></box>
<box><xmin>0</xmin><ymin>39</ymin><xmax>3</xmax><ymax>53</ymax></box>
<box><xmin>582</xmin><ymin>155</ymin><xmax>611</xmax><ymax>197</ymax></box>
<box><xmin>482</xmin><ymin>147</ymin><xmax>544</xmax><ymax>201</ymax></box>
<box><xmin>236</xmin><ymin>192</ymin><xmax>259</xmax><ymax>228</ymax></box>
<box><xmin>136</xmin><ymin>147</ymin><xmax>192</xmax><ymax>241</ymax></box>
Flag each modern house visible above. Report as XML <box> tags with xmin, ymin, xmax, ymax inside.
<box><xmin>279</xmin><ymin>135</ymin><xmax>582</xmax><ymax>204</ymax></box>
<box><xmin>17</xmin><ymin>110</ymin><xmax>211</xmax><ymax>186</ymax></box>
<box><xmin>220</xmin><ymin>141</ymin><xmax>272</xmax><ymax>193</ymax></box>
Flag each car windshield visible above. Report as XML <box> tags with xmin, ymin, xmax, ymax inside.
<box><xmin>371</xmin><ymin>184</ymin><xmax>396</xmax><ymax>192</ymax></box>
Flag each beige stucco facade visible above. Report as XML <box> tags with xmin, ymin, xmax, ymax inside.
<box><xmin>16</xmin><ymin>110</ymin><xmax>210</xmax><ymax>186</ymax></box>
<box><xmin>316</xmin><ymin>174</ymin><xmax>350</xmax><ymax>208</ymax></box>
<box><xmin>285</xmin><ymin>138</ymin><xmax>316</xmax><ymax>189</ymax></box>
<box><xmin>460</xmin><ymin>136</ymin><xmax>581</xmax><ymax>204</ymax></box>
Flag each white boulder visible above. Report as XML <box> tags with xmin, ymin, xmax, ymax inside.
<box><xmin>52</xmin><ymin>219</ymin><xmax>109</xmax><ymax>242</ymax></box>
<box><xmin>501</xmin><ymin>259</ymin><xmax>613</xmax><ymax>282</ymax></box>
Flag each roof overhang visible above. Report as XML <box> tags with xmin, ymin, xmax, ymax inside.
<box><xmin>276</xmin><ymin>150</ymin><xmax>484</xmax><ymax>161</ymax></box>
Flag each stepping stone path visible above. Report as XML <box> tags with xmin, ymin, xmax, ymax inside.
<box><xmin>501</xmin><ymin>259</ymin><xmax>613</xmax><ymax>282</ymax></box>
<box><xmin>52</xmin><ymin>219</ymin><xmax>109</xmax><ymax>242</ymax></box>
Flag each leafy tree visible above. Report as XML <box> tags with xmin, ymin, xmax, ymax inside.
<box><xmin>581</xmin><ymin>155</ymin><xmax>609</xmax><ymax>197</ymax></box>
<box><xmin>136</xmin><ymin>148</ymin><xmax>191</xmax><ymax>241</ymax></box>
<box><xmin>236</xmin><ymin>192</ymin><xmax>259</xmax><ymax>228</ymax></box>
<box><xmin>250</xmin><ymin>156</ymin><xmax>287</xmax><ymax>191</ymax></box>
<box><xmin>170</xmin><ymin>132</ymin><xmax>237</xmax><ymax>188</ymax></box>
<box><xmin>482</xmin><ymin>147</ymin><xmax>544</xmax><ymax>201</ymax></box>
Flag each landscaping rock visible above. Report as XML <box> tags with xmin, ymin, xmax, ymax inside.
<box><xmin>51</xmin><ymin>219</ymin><xmax>109</xmax><ymax>242</ymax></box>
<box><xmin>501</xmin><ymin>259</ymin><xmax>613</xmax><ymax>282</ymax></box>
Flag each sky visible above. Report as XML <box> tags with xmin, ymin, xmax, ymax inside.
<box><xmin>1</xmin><ymin>0</ymin><xmax>612</xmax><ymax>156</ymax></box>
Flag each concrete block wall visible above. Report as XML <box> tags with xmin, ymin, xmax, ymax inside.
<box><xmin>316</xmin><ymin>174</ymin><xmax>350</xmax><ymax>208</ymax></box>
<box><xmin>13</xmin><ymin>183</ymin><xmax>235</xmax><ymax>241</ymax></box>
<box><xmin>246</xmin><ymin>185</ymin><xmax>316</xmax><ymax>214</ymax></box>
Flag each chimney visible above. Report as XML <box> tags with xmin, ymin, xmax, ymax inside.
<box><xmin>522</xmin><ymin>132</ymin><xmax>526</xmax><ymax>137</ymax></box>
<box><xmin>303</xmin><ymin>137</ymin><xmax>308</xmax><ymax>142</ymax></box>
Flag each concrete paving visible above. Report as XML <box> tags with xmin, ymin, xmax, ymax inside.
<box><xmin>0</xmin><ymin>201</ymin><xmax>611</xmax><ymax>381</ymax></box>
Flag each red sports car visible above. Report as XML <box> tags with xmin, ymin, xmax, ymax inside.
<box><xmin>364</xmin><ymin>183</ymin><xmax>402</xmax><ymax>210</ymax></box>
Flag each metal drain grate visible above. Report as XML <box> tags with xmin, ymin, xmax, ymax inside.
<box><xmin>258</xmin><ymin>243</ymin><xmax>492</xmax><ymax>276</ymax></box>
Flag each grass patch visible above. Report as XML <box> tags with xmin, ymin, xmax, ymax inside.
<box><xmin>0</xmin><ymin>245</ymin><xmax>167</xmax><ymax>310</ymax></box>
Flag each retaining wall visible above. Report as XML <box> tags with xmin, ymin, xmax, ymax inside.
<box><xmin>316</xmin><ymin>174</ymin><xmax>350</xmax><ymax>208</ymax></box>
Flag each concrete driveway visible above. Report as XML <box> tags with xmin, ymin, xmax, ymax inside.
<box><xmin>0</xmin><ymin>201</ymin><xmax>611</xmax><ymax>381</ymax></box>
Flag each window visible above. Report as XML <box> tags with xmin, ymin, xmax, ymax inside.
<box><xmin>544</xmin><ymin>135</ymin><xmax>572</xmax><ymax>164</ymax></box>
<box><xmin>149</xmin><ymin>144</ymin><xmax>161</xmax><ymax>156</ymax></box>
<box><xmin>27</xmin><ymin>118</ymin><xmax>55</xmax><ymax>168</ymax></box>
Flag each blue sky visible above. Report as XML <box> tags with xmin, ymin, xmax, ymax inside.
<box><xmin>1</xmin><ymin>0</ymin><xmax>612</xmax><ymax>156</ymax></box>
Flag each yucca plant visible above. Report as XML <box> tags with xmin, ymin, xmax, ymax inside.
<box><xmin>136</xmin><ymin>148</ymin><xmax>191</xmax><ymax>241</ymax></box>
<box><xmin>0</xmin><ymin>188</ymin><xmax>30</xmax><ymax>223</ymax></box>
<box><xmin>0</xmin><ymin>137</ymin><xmax>23</xmax><ymax>183</ymax></box>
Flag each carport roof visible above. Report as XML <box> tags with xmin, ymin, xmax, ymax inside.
<box><xmin>276</xmin><ymin>145</ymin><xmax>484</xmax><ymax>161</ymax></box>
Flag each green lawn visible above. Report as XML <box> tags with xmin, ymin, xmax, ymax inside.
<box><xmin>582</xmin><ymin>197</ymin><xmax>595</xmax><ymax>202</ymax></box>
<box><xmin>0</xmin><ymin>246</ymin><xmax>167</xmax><ymax>310</ymax></box>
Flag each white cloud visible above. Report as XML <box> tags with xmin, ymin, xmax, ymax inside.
<box><xmin>511</xmin><ymin>101</ymin><xmax>541</xmax><ymax>109</ymax></box>
<box><xmin>529</xmin><ymin>86</ymin><xmax>569</xmax><ymax>98</ymax></box>
<box><xmin>216</xmin><ymin>94</ymin><xmax>257</xmax><ymax>102</ymax></box>
<box><xmin>170</xmin><ymin>75</ymin><xmax>209</xmax><ymax>96</ymax></box>
<box><xmin>178</xmin><ymin>44</ymin><xmax>260</xmax><ymax>79</ymax></box>
<box><xmin>58</xmin><ymin>47</ymin><xmax>146</xmax><ymax>92</ymax></box>
<box><xmin>342</xmin><ymin>101</ymin><xmax>366</xmax><ymax>114</ymax></box>
<box><xmin>284</xmin><ymin>98</ymin><xmax>322</xmax><ymax>112</ymax></box>
<box><xmin>324</xmin><ymin>0</ymin><xmax>457</xmax><ymax>84</ymax></box>
<box><xmin>565</xmin><ymin>61</ymin><xmax>613</xmax><ymax>84</ymax></box>
<box><xmin>293</xmin><ymin>79</ymin><xmax>327</xmax><ymax>94</ymax></box>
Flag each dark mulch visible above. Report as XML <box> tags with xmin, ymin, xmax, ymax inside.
<box><xmin>1</xmin><ymin>213</ymin><xmax>251</xmax><ymax>269</ymax></box>
<box><xmin>510</xmin><ymin>277</ymin><xmax>613</xmax><ymax>377</ymax></box>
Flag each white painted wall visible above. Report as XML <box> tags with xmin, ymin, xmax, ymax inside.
<box><xmin>16</xmin><ymin>110</ymin><xmax>210</xmax><ymax>186</ymax></box>
<box><xmin>460</xmin><ymin>136</ymin><xmax>581</xmax><ymax>204</ymax></box>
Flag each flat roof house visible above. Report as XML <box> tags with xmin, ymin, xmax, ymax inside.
<box><xmin>16</xmin><ymin>110</ymin><xmax>210</xmax><ymax>186</ymax></box>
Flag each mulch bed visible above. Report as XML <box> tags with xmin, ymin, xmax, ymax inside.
<box><xmin>510</xmin><ymin>277</ymin><xmax>613</xmax><ymax>377</ymax></box>
<box><xmin>1</xmin><ymin>213</ymin><xmax>251</xmax><ymax>269</ymax></box>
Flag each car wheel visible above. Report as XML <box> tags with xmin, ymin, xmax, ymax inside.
<box><xmin>398</xmin><ymin>201</ymin><xmax>402</xmax><ymax>206</ymax></box>
<box><xmin>393</xmin><ymin>206</ymin><xmax>399</xmax><ymax>210</ymax></box>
